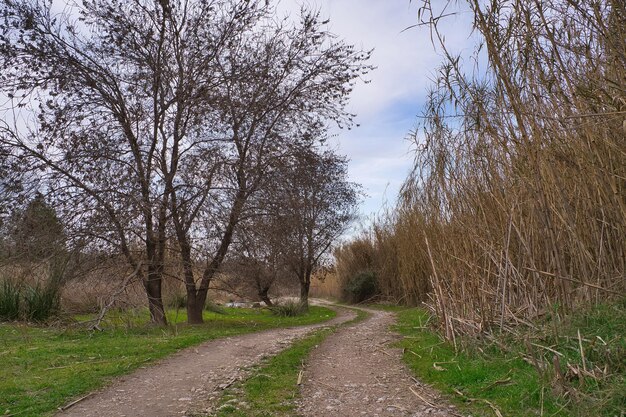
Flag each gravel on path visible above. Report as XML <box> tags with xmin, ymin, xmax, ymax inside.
<box><xmin>297</xmin><ymin>307</ymin><xmax>462</xmax><ymax>417</ymax></box>
<box><xmin>56</xmin><ymin>306</ymin><xmax>356</xmax><ymax>417</ymax></box>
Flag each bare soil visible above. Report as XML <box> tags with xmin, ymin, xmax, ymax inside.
<box><xmin>56</xmin><ymin>304</ymin><xmax>460</xmax><ymax>417</ymax></box>
<box><xmin>297</xmin><ymin>307</ymin><xmax>461</xmax><ymax>417</ymax></box>
<box><xmin>56</xmin><ymin>307</ymin><xmax>355</xmax><ymax>417</ymax></box>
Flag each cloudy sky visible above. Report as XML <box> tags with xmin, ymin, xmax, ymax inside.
<box><xmin>277</xmin><ymin>0</ymin><xmax>475</xmax><ymax>223</ymax></box>
<box><xmin>6</xmin><ymin>0</ymin><xmax>476</xmax><ymax>225</ymax></box>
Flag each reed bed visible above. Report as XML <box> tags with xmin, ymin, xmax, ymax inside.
<box><xmin>336</xmin><ymin>0</ymin><xmax>626</xmax><ymax>338</ymax></box>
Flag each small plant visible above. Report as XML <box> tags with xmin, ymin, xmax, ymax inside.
<box><xmin>268</xmin><ymin>301</ymin><xmax>306</xmax><ymax>317</ymax></box>
<box><xmin>23</xmin><ymin>283</ymin><xmax>60</xmax><ymax>322</ymax></box>
<box><xmin>168</xmin><ymin>293</ymin><xmax>187</xmax><ymax>309</ymax></box>
<box><xmin>343</xmin><ymin>270</ymin><xmax>378</xmax><ymax>303</ymax></box>
<box><xmin>0</xmin><ymin>280</ymin><xmax>21</xmax><ymax>321</ymax></box>
<box><xmin>204</xmin><ymin>302</ymin><xmax>226</xmax><ymax>315</ymax></box>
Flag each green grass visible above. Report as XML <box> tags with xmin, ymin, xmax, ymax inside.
<box><xmin>0</xmin><ymin>306</ymin><xmax>335</xmax><ymax>417</ymax></box>
<box><xmin>394</xmin><ymin>299</ymin><xmax>626</xmax><ymax>417</ymax></box>
<box><xmin>214</xmin><ymin>328</ymin><xmax>333</xmax><ymax>417</ymax></box>
<box><xmin>213</xmin><ymin>305</ymin><xmax>369</xmax><ymax>417</ymax></box>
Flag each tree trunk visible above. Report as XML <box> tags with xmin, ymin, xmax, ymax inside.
<box><xmin>175</xmin><ymin>222</ymin><xmax>207</xmax><ymax>324</ymax></box>
<box><xmin>259</xmin><ymin>286</ymin><xmax>273</xmax><ymax>306</ymax></box>
<box><xmin>299</xmin><ymin>279</ymin><xmax>310</xmax><ymax>310</ymax></box>
<box><xmin>144</xmin><ymin>205</ymin><xmax>168</xmax><ymax>326</ymax></box>
<box><xmin>145</xmin><ymin>276</ymin><xmax>166</xmax><ymax>326</ymax></box>
<box><xmin>186</xmin><ymin>288</ymin><xmax>208</xmax><ymax>324</ymax></box>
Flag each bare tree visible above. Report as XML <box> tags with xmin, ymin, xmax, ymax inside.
<box><xmin>226</xmin><ymin>183</ymin><xmax>295</xmax><ymax>307</ymax></box>
<box><xmin>228</xmin><ymin>224</ymin><xmax>284</xmax><ymax>306</ymax></box>
<box><xmin>0</xmin><ymin>0</ymin><xmax>274</xmax><ymax>324</ymax></box>
<box><xmin>168</xmin><ymin>11</ymin><xmax>372</xmax><ymax>323</ymax></box>
<box><xmin>0</xmin><ymin>1</ymin><xmax>370</xmax><ymax>324</ymax></box>
<box><xmin>276</xmin><ymin>147</ymin><xmax>360</xmax><ymax>308</ymax></box>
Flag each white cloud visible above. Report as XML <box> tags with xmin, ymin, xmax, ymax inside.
<box><xmin>277</xmin><ymin>0</ymin><xmax>475</xmax><ymax>220</ymax></box>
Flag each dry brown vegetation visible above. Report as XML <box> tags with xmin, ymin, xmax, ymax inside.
<box><xmin>334</xmin><ymin>0</ymin><xmax>625</xmax><ymax>338</ymax></box>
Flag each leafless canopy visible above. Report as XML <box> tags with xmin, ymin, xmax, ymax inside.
<box><xmin>0</xmin><ymin>0</ymin><xmax>371</xmax><ymax>323</ymax></box>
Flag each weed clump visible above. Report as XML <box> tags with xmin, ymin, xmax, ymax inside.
<box><xmin>268</xmin><ymin>301</ymin><xmax>306</xmax><ymax>317</ymax></box>
<box><xmin>0</xmin><ymin>279</ymin><xmax>61</xmax><ymax>322</ymax></box>
<box><xmin>0</xmin><ymin>280</ymin><xmax>21</xmax><ymax>321</ymax></box>
<box><xmin>168</xmin><ymin>293</ymin><xmax>187</xmax><ymax>309</ymax></box>
<box><xmin>23</xmin><ymin>283</ymin><xmax>61</xmax><ymax>322</ymax></box>
<box><xmin>204</xmin><ymin>302</ymin><xmax>226</xmax><ymax>315</ymax></box>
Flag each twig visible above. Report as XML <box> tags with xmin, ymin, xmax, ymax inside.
<box><xmin>530</xmin><ymin>342</ymin><xmax>564</xmax><ymax>357</ymax></box>
<box><xmin>552</xmin><ymin>355</ymin><xmax>565</xmax><ymax>386</ymax></box>
<box><xmin>311</xmin><ymin>379</ymin><xmax>345</xmax><ymax>392</ymax></box>
<box><xmin>484</xmin><ymin>399</ymin><xmax>504</xmax><ymax>417</ymax></box>
<box><xmin>57</xmin><ymin>393</ymin><xmax>95</xmax><ymax>411</ymax></box>
<box><xmin>216</xmin><ymin>376</ymin><xmax>239</xmax><ymax>391</ymax></box>
<box><xmin>410</xmin><ymin>376</ymin><xmax>421</xmax><ymax>385</ymax></box>
<box><xmin>478</xmin><ymin>370</ymin><xmax>514</xmax><ymax>392</ymax></box>
<box><xmin>523</xmin><ymin>267</ymin><xmax>622</xmax><ymax>295</ymax></box>
<box><xmin>407</xmin><ymin>349</ymin><xmax>422</xmax><ymax>358</ymax></box>
<box><xmin>578</xmin><ymin>329</ymin><xmax>587</xmax><ymax>372</ymax></box>
<box><xmin>409</xmin><ymin>386</ymin><xmax>436</xmax><ymax>408</ymax></box>
<box><xmin>297</xmin><ymin>370</ymin><xmax>304</xmax><ymax>385</ymax></box>
<box><xmin>524</xmin><ymin>338</ymin><xmax>545</xmax><ymax>378</ymax></box>
<box><xmin>377</xmin><ymin>348</ymin><xmax>394</xmax><ymax>357</ymax></box>
<box><xmin>88</xmin><ymin>262</ymin><xmax>142</xmax><ymax>330</ymax></box>
<box><xmin>453</xmin><ymin>388</ymin><xmax>503</xmax><ymax>417</ymax></box>
<box><xmin>453</xmin><ymin>388</ymin><xmax>465</xmax><ymax>397</ymax></box>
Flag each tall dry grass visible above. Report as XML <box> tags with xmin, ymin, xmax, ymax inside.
<box><xmin>307</xmin><ymin>264</ymin><xmax>344</xmax><ymax>301</ymax></box>
<box><xmin>336</xmin><ymin>0</ymin><xmax>625</xmax><ymax>338</ymax></box>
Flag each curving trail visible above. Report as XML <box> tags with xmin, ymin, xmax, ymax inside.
<box><xmin>297</xmin><ymin>307</ymin><xmax>461</xmax><ymax>417</ymax></box>
<box><xmin>56</xmin><ymin>303</ymin><xmax>461</xmax><ymax>417</ymax></box>
<box><xmin>56</xmin><ymin>305</ymin><xmax>356</xmax><ymax>417</ymax></box>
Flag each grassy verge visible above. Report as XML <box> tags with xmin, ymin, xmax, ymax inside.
<box><xmin>213</xmin><ymin>305</ymin><xmax>369</xmax><ymax>417</ymax></box>
<box><xmin>394</xmin><ymin>299</ymin><xmax>626</xmax><ymax>417</ymax></box>
<box><xmin>0</xmin><ymin>306</ymin><xmax>335</xmax><ymax>417</ymax></box>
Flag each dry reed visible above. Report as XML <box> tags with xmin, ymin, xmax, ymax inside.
<box><xmin>336</xmin><ymin>0</ymin><xmax>625</xmax><ymax>338</ymax></box>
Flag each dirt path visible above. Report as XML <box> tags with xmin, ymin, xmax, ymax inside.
<box><xmin>56</xmin><ymin>306</ymin><xmax>356</xmax><ymax>417</ymax></box>
<box><xmin>297</xmin><ymin>307</ymin><xmax>461</xmax><ymax>417</ymax></box>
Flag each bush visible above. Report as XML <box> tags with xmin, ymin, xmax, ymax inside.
<box><xmin>268</xmin><ymin>301</ymin><xmax>306</xmax><ymax>317</ymax></box>
<box><xmin>168</xmin><ymin>293</ymin><xmax>187</xmax><ymax>309</ymax></box>
<box><xmin>0</xmin><ymin>280</ymin><xmax>21</xmax><ymax>321</ymax></box>
<box><xmin>23</xmin><ymin>283</ymin><xmax>60</xmax><ymax>322</ymax></box>
<box><xmin>204</xmin><ymin>301</ymin><xmax>226</xmax><ymax>314</ymax></box>
<box><xmin>343</xmin><ymin>270</ymin><xmax>378</xmax><ymax>303</ymax></box>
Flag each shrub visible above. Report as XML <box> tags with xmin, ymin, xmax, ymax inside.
<box><xmin>268</xmin><ymin>301</ymin><xmax>306</xmax><ymax>317</ymax></box>
<box><xmin>343</xmin><ymin>270</ymin><xmax>378</xmax><ymax>303</ymax></box>
<box><xmin>0</xmin><ymin>280</ymin><xmax>21</xmax><ymax>321</ymax></box>
<box><xmin>204</xmin><ymin>301</ymin><xmax>226</xmax><ymax>314</ymax></box>
<box><xmin>168</xmin><ymin>293</ymin><xmax>187</xmax><ymax>309</ymax></box>
<box><xmin>23</xmin><ymin>283</ymin><xmax>60</xmax><ymax>322</ymax></box>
